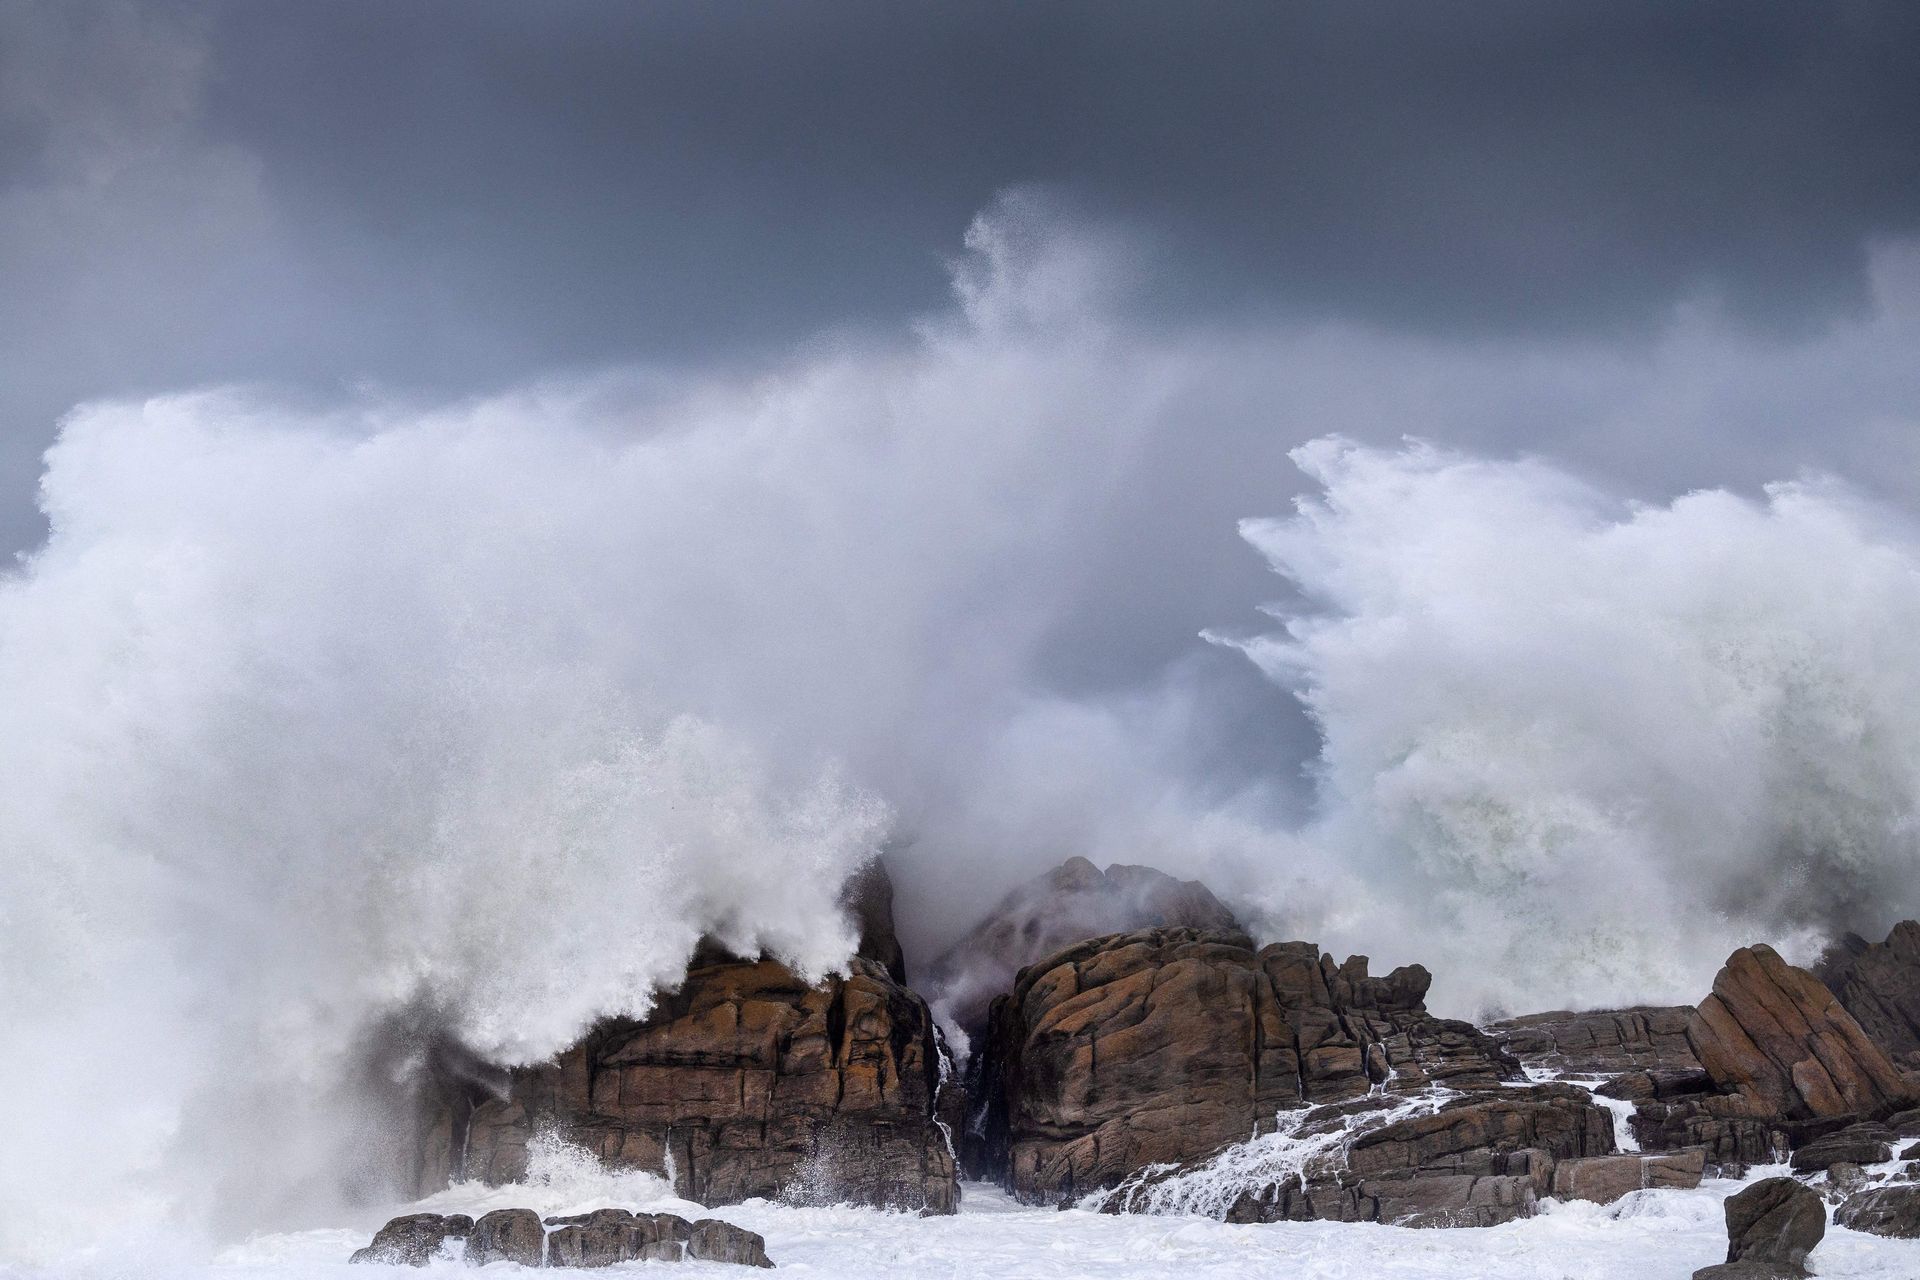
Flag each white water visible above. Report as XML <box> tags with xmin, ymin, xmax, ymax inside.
<box><xmin>1086</xmin><ymin>1091</ymin><xmax>1457</xmax><ymax>1220</ymax></box>
<box><xmin>16</xmin><ymin>1167</ymin><xmax>1918</xmax><ymax>1280</ymax></box>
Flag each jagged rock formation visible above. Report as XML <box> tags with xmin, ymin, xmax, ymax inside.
<box><xmin>1615</xmin><ymin>944</ymin><xmax>1920</xmax><ymax>1173</ymax></box>
<box><xmin>420</xmin><ymin>862</ymin><xmax>960</xmax><ymax>1214</ymax></box>
<box><xmin>1488</xmin><ymin>1006</ymin><xmax>1700</xmax><ymax>1076</ymax></box>
<box><xmin>1692</xmin><ymin>1176</ymin><xmax>1824</xmax><ymax>1280</ymax></box>
<box><xmin>966</xmin><ymin>923</ymin><xmax>1537</xmax><ymax>1214</ymax></box>
<box><xmin>1818</xmin><ymin>921</ymin><xmax>1920</xmax><ymax>1067</ymax></box>
<box><xmin>927</xmin><ymin>857</ymin><xmax>1238</xmax><ymax>1051</ymax></box>
<box><xmin>350</xmin><ymin>1208</ymin><xmax>772</xmax><ymax>1267</ymax></box>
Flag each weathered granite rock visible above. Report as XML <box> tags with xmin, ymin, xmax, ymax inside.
<box><xmin>445</xmin><ymin>952</ymin><xmax>958</xmax><ymax>1212</ymax></box>
<box><xmin>1835</xmin><ymin>1183</ymin><xmax>1920</xmax><ymax>1238</ymax></box>
<box><xmin>1550</xmin><ymin>1149</ymin><xmax>1706</xmax><ymax>1204</ymax></box>
<box><xmin>545</xmin><ymin>1208</ymin><xmax>691</xmax><ymax>1267</ymax></box>
<box><xmin>930</xmin><ymin>857</ymin><xmax>1239</xmax><ymax>1045</ymax></box>
<box><xmin>421</xmin><ymin>862</ymin><xmax>958</xmax><ymax>1214</ymax></box>
<box><xmin>972</xmin><ymin>924</ymin><xmax>1531</xmax><ymax>1210</ymax></box>
<box><xmin>1489</xmin><ymin>1006</ymin><xmax>1701</xmax><ymax>1076</ymax></box>
<box><xmin>1788</xmin><ymin>1121</ymin><xmax>1894</xmax><ymax>1173</ymax></box>
<box><xmin>1688</xmin><ymin>945</ymin><xmax>1918</xmax><ymax>1123</ymax></box>
<box><xmin>1818</xmin><ymin>921</ymin><xmax>1920</xmax><ymax>1059</ymax></box>
<box><xmin>1691</xmin><ymin>1176</ymin><xmax>1826</xmax><ymax>1280</ymax></box>
<box><xmin>349</xmin><ymin>1213</ymin><xmax>471</xmax><ymax>1266</ymax></box>
<box><xmin>465</xmin><ymin>1208</ymin><xmax>543</xmax><ymax>1267</ymax></box>
<box><xmin>688</xmin><ymin>1219</ymin><xmax>776</xmax><ymax>1267</ymax></box>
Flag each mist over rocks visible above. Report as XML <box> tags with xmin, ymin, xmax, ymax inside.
<box><xmin>925</xmin><ymin>856</ymin><xmax>1240</xmax><ymax>1050</ymax></box>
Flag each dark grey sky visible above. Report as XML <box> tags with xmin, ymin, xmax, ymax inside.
<box><xmin>2</xmin><ymin>1</ymin><xmax>1918</xmax><ymax>559</ymax></box>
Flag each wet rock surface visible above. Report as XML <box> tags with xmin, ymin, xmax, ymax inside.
<box><xmin>348</xmin><ymin>1212</ymin><xmax>472</xmax><ymax>1266</ymax></box>
<box><xmin>1819</xmin><ymin>921</ymin><xmax>1920</xmax><ymax>1066</ymax></box>
<box><xmin>1549</xmin><ymin>1149</ymin><xmax>1706</xmax><ymax>1204</ymax></box>
<box><xmin>351</xmin><ymin>1208</ymin><xmax>772</xmax><ymax>1267</ymax></box>
<box><xmin>1691</xmin><ymin>1176</ymin><xmax>1825</xmax><ymax>1280</ymax></box>
<box><xmin>1834</xmin><ymin>1182</ymin><xmax>1920</xmax><ymax>1238</ymax></box>
<box><xmin>969</xmin><ymin>923</ymin><xmax>1538</xmax><ymax>1214</ymax></box>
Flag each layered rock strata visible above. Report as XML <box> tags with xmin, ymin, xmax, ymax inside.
<box><xmin>1488</xmin><ymin>1006</ymin><xmax>1700</xmax><ymax>1076</ymax></box>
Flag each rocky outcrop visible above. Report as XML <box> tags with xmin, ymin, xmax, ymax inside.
<box><xmin>969</xmin><ymin>923</ymin><xmax>1529</xmax><ymax>1210</ymax></box>
<box><xmin>350</xmin><ymin>1209</ymin><xmax>772</xmax><ymax>1267</ymax></box>
<box><xmin>441</xmin><ymin>952</ymin><xmax>958</xmax><ymax>1212</ymax></box>
<box><xmin>928</xmin><ymin>857</ymin><xmax>1239</xmax><ymax>1043</ymax></box>
<box><xmin>1787</xmin><ymin>1120</ymin><xmax>1895</xmax><ymax>1173</ymax></box>
<box><xmin>421</xmin><ymin>861</ymin><xmax>959</xmax><ymax>1214</ymax></box>
<box><xmin>1621</xmin><ymin>945</ymin><xmax>1918</xmax><ymax>1174</ymax></box>
<box><xmin>1835</xmin><ymin>1183</ymin><xmax>1920</xmax><ymax>1238</ymax></box>
<box><xmin>1688</xmin><ymin>944</ymin><xmax>1919</xmax><ymax>1122</ymax></box>
<box><xmin>1692</xmin><ymin>1176</ymin><xmax>1824</xmax><ymax>1280</ymax></box>
<box><xmin>1818</xmin><ymin>921</ymin><xmax>1920</xmax><ymax>1066</ymax></box>
<box><xmin>1489</xmin><ymin>1006</ymin><xmax>1700</xmax><ymax>1076</ymax></box>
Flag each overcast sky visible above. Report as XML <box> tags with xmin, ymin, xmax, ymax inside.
<box><xmin>3</xmin><ymin>0</ymin><xmax>1919</xmax><ymax>675</ymax></box>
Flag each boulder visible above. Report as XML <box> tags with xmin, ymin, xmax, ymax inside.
<box><xmin>465</xmin><ymin>1208</ymin><xmax>544</xmax><ymax>1267</ymax></box>
<box><xmin>1787</xmin><ymin>1122</ymin><xmax>1894</xmax><ymax>1173</ymax></box>
<box><xmin>1691</xmin><ymin>1176</ymin><xmax>1825</xmax><ymax>1280</ymax></box>
<box><xmin>1549</xmin><ymin>1149</ymin><xmax>1706</xmax><ymax>1204</ymax></box>
<box><xmin>349</xmin><ymin>1213</ymin><xmax>472</xmax><ymax>1266</ymax></box>
<box><xmin>973</xmin><ymin>924</ymin><xmax>1533</xmax><ymax>1211</ymax></box>
<box><xmin>1687</xmin><ymin>945</ymin><xmax>1918</xmax><ymax>1122</ymax></box>
<box><xmin>688</xmin><ymin>1219</ymin><xmax>776</xmax><ymax>1267</ymax></box>
<box><xmin>1817</xmin><ymin>921</ymin><xmax>1920</xmax><ymax>1059</ymax></box>
<box><xmin>545</xmin><ymin>1208</ymin><xmax>684</xmax><ymax>1267</ymax></box>
<box><xmin>1834</xmin><ymin>1183</ymin><xmax>1920</xmax><ymax>1238</ymax></box>
<box><xmin>1489</xmin><ymin>1006</ymin><xmax>1701</xmax><ymax>1076</ymax></box>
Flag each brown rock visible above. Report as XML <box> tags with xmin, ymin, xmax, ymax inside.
<box><xmin>465</xmin><ymin>1208</ymin><xmax>544</xmax><ymax>1267</ymax></box>
<box><xmin>929</xmin><ymin>857</ymin><xmax>1239</xmax><ymax>1044</ymax></box>
<box><xmin>438</xmin><ymin>951</ymin><xmax>958</xmax><ymax>1213</ymax></box>
<box><xmin>687</xmin><ymin>1218</ymin><xmax>775</xmax><ymax>1267</ymax></box>
<box><xmin>348</xmin><ymin>1213</ymin><xmax>472</xmax><ymax>1266</ymax></box>
<box><xmin>974</xmin><ymin>924</ymin><xmax>1527</xmax><ymax>1209</ymax></box>
<box><xmin>1835</xmin><ymin>1183</ymin><xmax>1920</xmax><ymax>1238</ymax></box>
<box><xmin>1788</xmin><ymin>1122</ymin><xmax>1894</xmax><ymax>1173</ymax></box>
<box><xmin>1549</xmin><ymin>1149</ymin><xmax>1706</xmax><ymax>1204</ymax></box>
<box><xmin>1687</xmin><ymin>945</ymin><xmax>1918</xmax><ymax>1122</ymax></box>
<box><xmin>1712</xmin><ymin>1176</ymin><xmax>1825</xmax><ymax>1277</ymax></box>
<box><xmin>1489</xmin><ymin>1006</ymin><xmax>1701</xmax><ymax>1076</ymax></box>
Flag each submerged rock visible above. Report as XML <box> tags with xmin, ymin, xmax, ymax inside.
<box><xmin>348</xmin><ymin>1212</ymin><xmax>471</xmax><ymax>1266</ymax></box>
<box><xmin>351</xmin><ymin>1208</ymin><xmax>770</xmax><ymax>1268</ymax></box>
